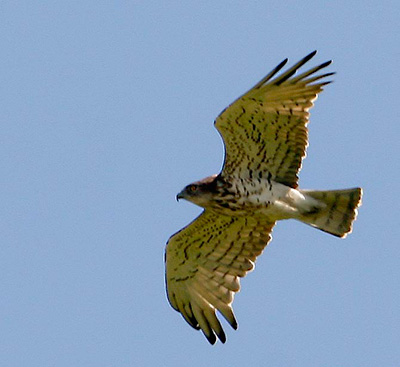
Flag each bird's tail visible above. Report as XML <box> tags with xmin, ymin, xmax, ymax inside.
<box><xmin>298</xmin><ymin>188</ymin><xmax>362</xmax><ymax>238</ymax></box>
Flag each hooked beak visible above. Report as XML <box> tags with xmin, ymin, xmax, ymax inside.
<box><xmin>176</xmin><ymin>192</ymin><xmax>185</xmax><ymax>202</ymax></box>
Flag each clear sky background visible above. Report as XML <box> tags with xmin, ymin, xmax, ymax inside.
<box><xmin>1</xmin><ymin>1</ymin><xmax>399</xmax><ymax>366</ymax></box>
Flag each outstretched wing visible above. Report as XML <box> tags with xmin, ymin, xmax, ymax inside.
<box><xmin>215</xmin><ymin>50</ymin><xmax>333</xmax><ymax>188</ymax></box>
<box><xmin>165</xmin><ymin>210</ymin><xmax>275</xmax><ymax>344</ymax></box>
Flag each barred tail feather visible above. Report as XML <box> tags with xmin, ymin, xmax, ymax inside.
<box><xmin>299</xmin><ymin>188</ymin><xmax>362</xmax><ymax>238</ymax></box>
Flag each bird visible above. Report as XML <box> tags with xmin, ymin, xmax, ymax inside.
<box><xmin>164</xmin><ymin>51</ymin><xmax>362</xmax><ymax>344</ymax></box>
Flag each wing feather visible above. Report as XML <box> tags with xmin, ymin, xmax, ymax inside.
<box><xmin>165</xmin><ymin>211</ymin><xmax>275</xmax><ymax>343</ymax></box>
<box><xmin>215</xmin><ymin>51</ymin><xmax>333</xmax><ymax>187</ymax></box>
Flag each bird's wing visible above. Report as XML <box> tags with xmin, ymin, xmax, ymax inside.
<box><xmin>165</xmin><ymin>210</ymin><xmax>275</xmax><ymax>344</ymax></box>
<box><xmin>215</xmin><ymin>50</ymin><xmax>333</xmax><ymax>188</ymax></box>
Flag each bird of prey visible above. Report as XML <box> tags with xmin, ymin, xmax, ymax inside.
<box><xmin>165</xmin><ymin>51</ymin><xmax>362</xmax><ymax>344</ymax></box>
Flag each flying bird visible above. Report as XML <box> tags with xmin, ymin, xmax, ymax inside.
<box><xmin>165</xmin><ymin>51</ymin><xmax>362</xmax><ymax>344</ymax></box>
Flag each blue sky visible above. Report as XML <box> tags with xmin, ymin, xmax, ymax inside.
<box><xmin>1</xmin><ymin>1</ymin><xmax>399</xmax><ymax>366</ymax></box>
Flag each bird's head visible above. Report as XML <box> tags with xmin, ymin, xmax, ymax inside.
<box><xmin>176</xmin><ymin>175</ymin><xmax>219</xmax><ymax>208</ymax></box>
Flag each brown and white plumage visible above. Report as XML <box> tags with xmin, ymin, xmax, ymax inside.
<box><xmin>165</xmin><ymin>51</ymin><xmax>362</xmax><ymax>344</ymax></box>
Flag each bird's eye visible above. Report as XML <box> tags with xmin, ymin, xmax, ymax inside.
<box><xmin>189</xmin><ymin>185</ymin><xmax>197</xmax><ymax>192</ymax></box>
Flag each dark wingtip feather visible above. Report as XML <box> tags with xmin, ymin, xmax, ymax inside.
<box><xmin>278</xmin><ymin>58</ymin><xmax>289</xmax><ymax>68</ymax></box>
<box><xmin>218</xmin><ymin>330</ymin><xmax>227</xmax><ymax>344</ymax></box>
<box><xmin>253</xmin><ymin>57</ymin><xmax>289</xmax><ymax>89</ymax></box>
<box><xmin>319</xmin><ymin>81</ymin><xmax>333</xmax><ymax>86</ymax></box>
<box><xmin>320</xmin><ymin>59</ymin><xmax>332</xmax><ymax>68</ymax></box>
<box><xmin>274</xmin><ymin>51</ymin><xmax>318</xmax><ymax>86</ymax></box>
<box><xmin>310</xmin><ymin>60</ymin><xmax>332</xmax><ymax>76</ymax></box>
<box><xmin>305</xmin><ymin>50</ymin><xmax>318</xmax><ymax>60</ymax></box>
<box><xmin>205</xmin><ymin>332</ymin><xmax>217</xmax><ymax>345</ymax></box>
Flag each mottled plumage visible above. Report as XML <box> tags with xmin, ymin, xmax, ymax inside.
<box><xmin>165</xmin><ymin>51</ymin><xmax>362</xmax><ymax>344</ymax></box>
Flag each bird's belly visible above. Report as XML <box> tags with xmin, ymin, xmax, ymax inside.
<box><xmin>245</xmin><ymin>185</ymin><xmax>296</xmax><ymax>219</ymax></box>
<box><xmin>211</xmin><ymin>178</ymin><xmax>299</xmax><ymax>220</ymax></box>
